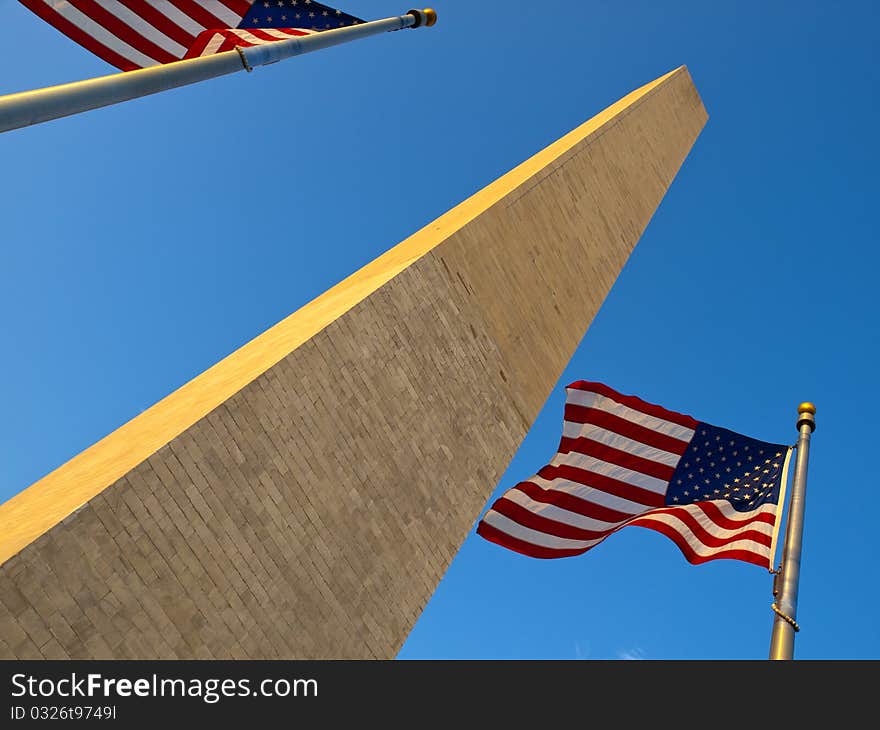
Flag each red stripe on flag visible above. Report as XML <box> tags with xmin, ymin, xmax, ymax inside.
<box><xmin>694</xmin><ymin>501</ymin><xmax>776</xmax><ymax>531</ymax></box>
<box><xmin>217</xmin><ymin>34</ymin><xmax>241</xmax><ymax>52</ymax></box>
<box><xmin>117</xmin><ymin>0</ymin><xmax>195</xmax><ymax>49</ymax></box>
<box><xmin>183</xmin><ymin>29</ymin><xmax>215</xmax><ymax>58</ymax></box>
<box><xmin>557</xmin><ymin>436</ymin><xmax>677</xmax><ymax>483</ymax></box>
<box><xmin>247</xmin><ymin>28</ymin><xmax>286</xmax><ymax>41</ymax></box>
<box><xmin>563</xmin><ymin>404</ymin><xmax>692</xmax><ymax>456</ymax></box>
<box><xmin>218</xmin><ymin>0</ymin><xmax>251</xmax><ymax>15</ymax></box>
<box><xmin>66</xmin><ymin>0</ymin><xmax>178</xmax><ymax>64</ymax></box>
<box><xmin>537</xmin><ymin>464</ymin><xmax>666</xmax><ymax>507</ymax></box>
<box><xmin>18</xmin><ymin>0</ymin><xmax>139</xmax><ymax>70</ymax></box>
<box><xmin>165</xmin><ymin>0</ymin><xmax>229</xmax><ymax>29</ymax></box>
<box><xmin>629</xmin><ymin>519</ymin><xmax>770</xmax><ymax>568</ymax></box>
<box><xmin>513</xmin><ymin>482</ymin><xmax>638</xmax><ymax>524</ymax></box>
<box><xmin>490</xmin><ymin>498</ymin><xmax>611</xmax><ymax>542</ymax></box>
<box><xmin>629</xmin><ymin>508</ymin><xmax>772</xmax><ymax>550</ymax></box>
<box><xmin>567</xmin><ymin>381</ymin><xmax>699</xmax><ymax>430</ymax></box>
<box><xmin>476</xmin><ymin>521</ymin><xmax>591</xmax><ymax>560</ymax></box>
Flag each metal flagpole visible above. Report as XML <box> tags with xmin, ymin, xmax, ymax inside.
<box><xmin>0</xmin><ymin>8</ymin><xmax>437</xmax><ymax>134</ymax></box>
<box><xmin>768</xmin><ymin>402</ymin><xmax>816</xmax><ymax>660</ymax></box>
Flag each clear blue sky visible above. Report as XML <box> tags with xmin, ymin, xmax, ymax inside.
<box><xmin>1</xmin><ymin>1</ymin><xmax>877</xmax><ymax>659</ymax></box>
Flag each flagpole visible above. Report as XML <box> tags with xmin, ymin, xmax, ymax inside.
<box><xmin>768</xmin><ymin>402</ymin><xmax>815</xmax><ymax>660</ymax></box>
<box><xmin>0</xmin><ymin>8</ymin><xmax>437</xmax><ymax>134</ymax></box>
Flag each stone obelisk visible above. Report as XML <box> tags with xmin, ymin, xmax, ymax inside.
<box><xmin>0</xmin><ymin>67</ymin><xmax>707</xmax><ymax>659</ymax></box>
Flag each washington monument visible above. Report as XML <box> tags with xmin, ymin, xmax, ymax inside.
<box><xmin>0</xmin><ymin>66</ymin><xmax>707</xmax><ymax>659</ymax></box>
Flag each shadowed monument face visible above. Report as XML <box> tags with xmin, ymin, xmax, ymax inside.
<box><xmin>0</xmin><ymin>67</ymin><xmax>707</xmax><ymax>659</ymax></box>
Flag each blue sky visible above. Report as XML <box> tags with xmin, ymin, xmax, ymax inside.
<box><xmin>1</xmin><ymin>1</ymin><xmax>878</xmax><ymax>659</ymax></box>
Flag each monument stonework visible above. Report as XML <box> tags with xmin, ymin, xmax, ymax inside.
<box><xmin>0</xmin><ymin>67</ymin><xmax>707</xmax><ymax>659</ymax></box>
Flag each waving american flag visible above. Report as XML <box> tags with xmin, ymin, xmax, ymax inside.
<box><xmin>478</xmin><ymin>381</ymin><xmax>793</xmax><ymax>569</ymax></box>
<box><xmin>19</xmin><ymin>1</ymin><xmax>363</xmax><ymax>71</ymax></box>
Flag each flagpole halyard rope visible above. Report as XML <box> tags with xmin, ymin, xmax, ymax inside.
<box><xmin>770</xmin><ymin>603</ymin><xmax>800</xmax><ymax>632</ymax></box>
<box><xmin>235</xmin><ymin>46</ymin><xmax>253</xmax><ymax>72</ymax></box>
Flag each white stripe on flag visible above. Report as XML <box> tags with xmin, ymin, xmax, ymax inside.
<box><xmin>96</xmin><ymin>1</ymin><xmax>188</xmax><ymax>57</ymax></box>
<box><xmin>200</xmin><ymin>33</ymin><xmax>226</xmax><ymax>57</ymax></box>
<box><xmin>146</xmin><ymin>0</ymin><xmax>207</xmax><ymax>36</ymax></box>
<box><xmin>257</xmin><ymin>29</ymin><xmax>300</xmax><ymax>40</ymax></box>
<box><xmin>566</xmin><ymin>388</ymin><xmax>696</xmax><ymax>441</ymax></box>
<box><xmin>630</xmin><ymin>511</ymin><xmax>773</xmax><ymax>560</ymax></box>
<box><xmin>669</xmin><ymin>502</ymin><xmax>774</xmax><ymax>539</ymax></box>
<box><xmin>48</xmin><ymin>1</ymin><xmax>158</xmax><ymax>68</ymax></box>
<box><xmin>481</xmin><ymin>511</ymin><xmax>604</xmax><ymax>551</ymax></box>
<box><xmin>503</xmin><ymin>488</ymin><xmax>627</xmax><ymax>532</ymax></box>
<box><xmin>193</xmin><ymin>0</ymin><xmax>242</xmax><ymax>27</ymax></box>
<box><xmin>229</xmin><ymin>30</ymin><xmax>274</xmax><ymax>45</ymax></box>
<box><xmin>702</xmin><ymin>499</ymin><xmax>777</xmax><ymax>522</ymax></box>
<box><xmin>528</xmin><ymin>474</ymin><xmax>654</xmax><ymax>514</ymax></box>
<box><xmin>549</xmin><ymin>450</ymin><xmax>670</xmax><ymax>495</ymax></box>
<box><xmin>561</xmin><ymin>423</ymin><xmax>683</xmax><ymax>466</ymax></box>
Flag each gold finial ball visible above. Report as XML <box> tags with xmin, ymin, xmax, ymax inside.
<box><xmin>798</xmin><ymin>402</ymin><xmax>816</xmax><ymax>415</ymax></box>
<box><xmin>423</xmin><ymin>8</ymin><xmax>437</xmax><ymax>26</ymax></box>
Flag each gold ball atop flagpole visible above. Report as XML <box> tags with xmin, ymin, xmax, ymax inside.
<box><xmin>407</xmin><ymin>9</ymin><xmax>437</xmax><ymax>28</ymax></box>
<box><xmin>796</xmin><ymin>402</ymin><xmax>816</xmax><ymax>433</ymax></box>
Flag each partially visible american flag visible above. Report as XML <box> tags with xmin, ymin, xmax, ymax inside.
<box><xmin>478</xmin><ymin>381</ymin><xmax>793</xmax><ymax>569</ymax></box>
<box><xmin>18</xmin><ymin>1</ymin><xmax>363</xmax><ymax>71</ymax></box>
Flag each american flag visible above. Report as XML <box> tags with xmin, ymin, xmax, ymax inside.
<box><xmin>478</xmin><ymin>381</ymin><xmax>793</xmax><ymax>569</ymax></box>
<box><xmin>19</xmin><ymin>1</ymin><xmax>363</xmax><ymax>71</ymax></box>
